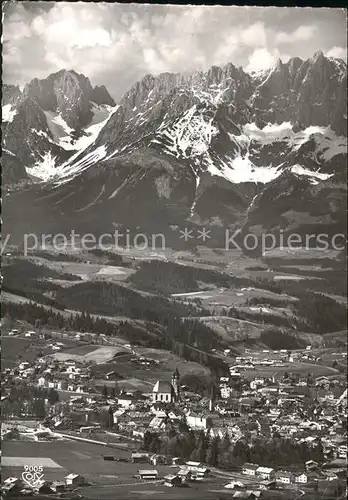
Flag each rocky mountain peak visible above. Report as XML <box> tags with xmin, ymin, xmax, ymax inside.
<box><xmin>23</xmin><ymin>69</ymin><xmax>114</xmax><ymax>129</ymax></box>
<box><xmin>91</xmin><ymin>85</ymin><xmax>115</xmax><ymax>106</ymax></box>
<box><xmin>312</xmin><ymin>50</ymin><xmax>325</xmax><ymax>64</ymax></box>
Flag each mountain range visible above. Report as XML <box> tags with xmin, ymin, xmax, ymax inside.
<box><xmin>2</xmin><ymin>52</ymin><xmax>347</xmax><ymax>245</ymax></box>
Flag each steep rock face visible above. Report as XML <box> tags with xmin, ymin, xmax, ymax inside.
<box><xmin>3</xmin><ymin>98</ymin><xmax>70</xmax><ymax>176</ymax></box>
<box><xmin>2</xmin><ymin>71</ymin><xmax>116</xmax><ymax>184</ymax></box>
<box><xmin>253</xmin><ymin>52</ymin><xmax>347</xmax><ymax>135</ymax></box>
<box><xmin>23</xmin><ymin>70</ymin><xmax>115</xmax><ymax>129</ymax></box>
<box><xmin>91</xmin><ymin>85</ymin><xmax>116</xmax><ymax>107</ymax></box>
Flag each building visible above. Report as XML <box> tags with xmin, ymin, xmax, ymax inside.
<box><xmin>256</xmin><ymin>467</ymin><xmax>275</xmax><ymax>480</ymax></box>
<box><xmin>294</xmin><ymin>473</ymin><xmax>308</xmax><ymax>484</ymax></box>
<box><xmin>275</xmin><ymin>471</ymin><xmax>294</xmax><ymax>484</ymax></box>
<box><xmin>150</xmin><ymin>454</ymin><xmax>168</xmax><ymax>466</ymax></box>
<box><xmin>164</xmin><ymin>474</ymin><xmax>182</xmax><ymax>487</ymax></box>
<box><xmin>172</xmin><ymin>457</ymin><xmax>185</xmax><ymax>466</ymax></box>
<box><xmin>242</xmin><ymin>463</ymin><xmax>259</xmax><ymax>476</ymax></box>
<box><xmin>65</xmin><ymin>474</ymin><xmax>84</xmax><ymax>486</ymax></box>
<box><xmin>177</xmin><ymin>469</ymin><xmax>192</xmax><ymax>483</ymax></box>
<box><xmin>131</xmin><ymin>452</ymin><xmax>150</xmax><ymax>463</ymax></box>
<box><xmin>172</xmin><ymin>369</ymin><xmax>180</xmax><ymax>400</ymax></box>
<box><xmin>338</xmin><ymin>445</ymin><xmax>347</xmax><ymax>459</ymax></box>
<box><xmin>152</xmin><ymin>380</ymin><xmax>175</xmax><ymax>403</ymax></box>
<box><xmin>117</xmin><ymin>395</ymin><xmax>135</xmax><ymax>408</ymax></box>
<box><xmin>138</xmin><ymin>470</ymin><xmax>158</xmax><ymax>480</ymax></box>
<box><xmin>186</xmin><ymin>413</ymin><xmax>211</xmax><ymax>430</ymax></box>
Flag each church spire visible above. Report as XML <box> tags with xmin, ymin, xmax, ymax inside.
<box><xmin>172</xmin><ymin>369</ymin><xmax>180</xmax><ymax>400</ymax></box>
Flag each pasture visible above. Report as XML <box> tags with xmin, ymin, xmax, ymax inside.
<box><xmin>28</xmin><ymin>257</ymin><xmax>136</xmax><ymax>282</ymax></box>
<box><xmin>1</xmin><ymin>336</ymin><xmax>77</xmax><ymax>369</ymax></box>
<box><xmin>172</xmin><ymin>286</ymin><xmax>299</xmax><ymax>309</ymax></box>
<box><xmin>230</xmin><ymin>361</ymin><xmax>340</xmax><ymax>380</ymax></box>
<box><xmin>52</xmin><ymin>345</ymin><xmax>128</xmax><ymax>363</ymax></box>
<box><xmin>1</xmin><ymin>441</ymin><xmax>175</xmax><ymax>486</ymax></box>
<box><xmin>90</xmin><ymin>347</ymin><xmax>210</xmax><ymax>388</ymax></box>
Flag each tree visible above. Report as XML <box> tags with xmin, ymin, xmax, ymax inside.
<box><xmin>233</xmin><ymin>440</ymin><xmax>250</xmax><ymax>465</ymax></box>
<box><xmin>143</xmin><ymin>431</ymin><xmax>153</xmax><ymax>451</ymax></box>
<box><xmin>32</xmin><ymin>398</ymin><xmax>46</xmax><ymax>419</ymax></box>
<box><xmin>206</xmin><ymin>436</ymin><xmax>220</xmax><ymax>466</ymax></box>
<box><xmin>190</xmin><ymin>430</ymin><xmax>208</xmax><ymax>463</ymax></box>
<box><xmin>100</xmin><ymin>407</ymin><xmax>114</xmax><ymax>429</ymax></box>
<box><xmin>107</xmin><ymin>406</ymin><xmax>114</xmax><ymax>429</ymax></box>
<box><xmin>47</xmin><ymin>389</ymin><xmax>59</xmax><ymax>405</ymax></box>
<box><xmin>102</xmin><ymin>384</ymin><xmax>108</xmax><ymax>399</ymax></box>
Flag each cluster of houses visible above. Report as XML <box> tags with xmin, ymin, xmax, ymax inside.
<box><xmin>1</xmin><ymin>473</ymin><xmax>85</xmax><ymax>497</ymax></box>
<box><xmin>241</xmin><ymin>460</ymin><xmax>338</xmax><ymax>484</ymax></box>
<box><xmin>128</xmin><ymin>456</ymin><xmax>211</xmax><ymax>487</ymax></box>
<box><xmin>3</xmin><ymin>358</ymin><xmax>92</xmax><ymax>394</ymax></box>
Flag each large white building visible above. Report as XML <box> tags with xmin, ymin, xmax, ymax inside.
<box><xmin>152</xmin><ymin>381</ymin><xmax>175</xmax><ymax>403</ymax></box>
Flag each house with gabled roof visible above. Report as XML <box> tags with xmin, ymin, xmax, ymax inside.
<box><xmin>242</xmin><ymin>463</ymin><xmax>259</xmax><ymax>476</ymax></box>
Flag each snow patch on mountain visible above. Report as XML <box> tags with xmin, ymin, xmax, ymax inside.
<box><xmin>206</xmin><ymin>154</ymin><xmax>282</xmax><ymax>184</ymax></box>
<box><xmin>26</xmin><ymin>151</ymin><xmax>57</xmax><ymax>180</ymax></box>
<box><xmin>155</xmin><ymin>105</ymin><xmax>218</xmax><ymax>158</ymax></box>
<box><xmin>244</xmin><ymin>122</ymin><xmax>347</xmax><ymax>163</ymax></box>
<box><xmin>44</xmin><ymin>104</ymin><xmax>117</xmax><ymax>152</ymax></box>
<box><xmin>2</xmin><ymin>104</ymin><xmax>17</xmax><ymax>123</ymax></box>
<box><xmin>244</xmin><ymin>122</ymin><xmax>293</xmax><ymax>144</ymax></box>
<box><xmin>291</xmin><ymin>164</ymin><xmax>334</xmax><ymax>184</ymax></box>
<box><xmin>55</xmin><ymin>145</ymin><xmax>108</xmax><ymax>184</ymax></box>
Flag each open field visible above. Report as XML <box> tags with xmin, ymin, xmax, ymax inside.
<box><xmin>27</xmin><ymin>257</ymin><xmax>136</xmax><ymax>282</ymax></box>
<box><xmin>1</xmin><ymin>336</ymin><xmax>78</xmax><ymax>369</ymax></box>
<box><xmin>2</xmin><ymin>441</ymin><xmax>176</xmax><ymax>485</ymax></box>
<box><xmin>228</xmin><ymin>361</ymin><xmax>340</xmax><ymax>380</ymax></box>
<box><xmin>78</xmin><ymin>481</ymin><xmax>235</xmax><ymax>500</ymax></box>
<box><xmin>52</xmin><ymin>345</ymin><xmax>129</xmax><ymax>363</ymax></box>
<box><xmin>2</xmin><ymin>456</ymin><xmax>63</xmax><ymax>467</ymax></box>
<box><xmin>263</xmin><ymin>248</ymin><xmax>341</xmax><ymax>260</ymax></box>
<box><xmin>91</xmin><ymin>348</ymin><xmax>210</xmax><ymax>387</ymax></box>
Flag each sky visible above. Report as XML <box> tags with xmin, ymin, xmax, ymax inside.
<box><xmin>2</xmin><ymin>2</ymin><xmax>347</xmax><ymax>100</ymax></box>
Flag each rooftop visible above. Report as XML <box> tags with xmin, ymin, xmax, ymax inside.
<box><xmin>152</xmin><ymin>380</ymin><xmax>174</xmax><ymax>394</ymax></box>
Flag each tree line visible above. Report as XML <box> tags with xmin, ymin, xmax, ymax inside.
<box><xmin>142</xmin><ymin>421</ymin><xmax>325</xmax><ymax>469</ymax></box>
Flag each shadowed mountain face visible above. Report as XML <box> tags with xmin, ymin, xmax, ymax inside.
<box><xmin>2</xmin><ymin>54</ymin><xmax>347</xmax><ymax>244</ymax></box>
<box><xmin>2</xmin><ymin>70</ymin><xmax>116</xmax><ymax>185</ymax></box>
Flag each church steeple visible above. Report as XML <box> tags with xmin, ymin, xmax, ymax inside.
<box><xmin>172</xmin><ymin>368</ymin><xmax>180</xmax><ymax>401</ymax></box>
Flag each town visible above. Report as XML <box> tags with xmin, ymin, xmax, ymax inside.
<box><xmin>1</xmin><ymin>324</ymin><xmax>347</xmax><ymax>500</ymax></box>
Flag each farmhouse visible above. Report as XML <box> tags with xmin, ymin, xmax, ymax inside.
<box><xmin>164</xmin><ymin>474</ymin><xmax>182</xmax><ymax>487</ymax></box>
<box><xmin>177</xmin><ymin>469</ymin><xmax>192</xmax><ymax>482</ymax></box>
<box><xmin>131</xmin><ymin>452</ymin><xmax>150</xmax><ymax>463</ymax></box>
<box><xmin>138</xmin><ymin>470</ymin><xmax>159</xmax><ymax>480</ymax></box>
<box><xmin>65</xmin><ymin>474</ymin><xmax>84</xmax><ymax>486</ymax></box>
<box><xmin>275</xmin><ymin>471</ymin><xmax>294</xmax><ymax>484</ymax></box>
<box><xmin>242</xmin><ymin>463</ymin><xmax>259</xmax><ymax>476</ymax></box>
<box><xmin>256</xmin><ymin>466</ymin><xmax>275</xmax><ymax>480</ymax></box>
<box><xmin>294</xmin><ymin>473</ymin><xmax>308</xmax><ymax>483</ymax></box>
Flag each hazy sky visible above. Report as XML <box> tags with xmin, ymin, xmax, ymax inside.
<box><xmin>3</xmin><ymin>2</ymin><xmax>347</xmax><ymax>100</ymax></box>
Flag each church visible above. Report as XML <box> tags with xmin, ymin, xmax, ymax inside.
<box><xmin>152</xmin><ymin>369</ymin><xmax>180</xmax><ymax>403</ymax></box>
